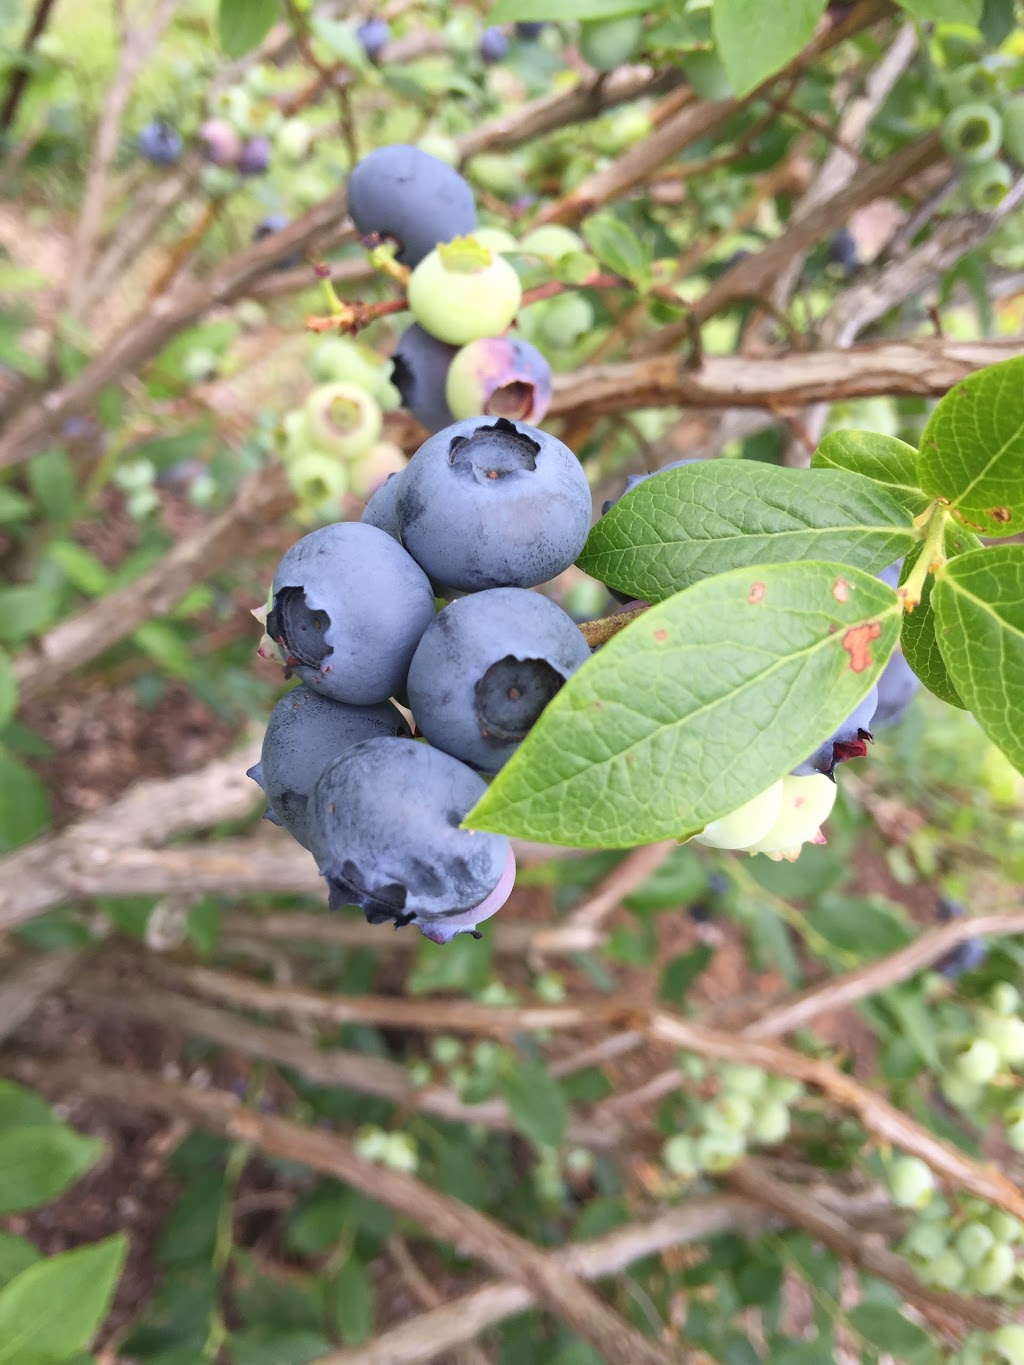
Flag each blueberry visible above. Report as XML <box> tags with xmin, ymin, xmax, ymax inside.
<box><xmin>347</xmin><ymin>144</ymin><xmax>477</xmax><ymax>268</ymax></box>
<box><xmin>238</xmin><ymin>135</ymin><xmax>271</xmax><ymax>176</ymax></box>
<box><xmin>397</xmin><ymin>416</ymin><xmax>592</xmax><ymax>591</ymax></box>
<box><xmin>305</xmin><ymin>382</ymin><xmax>383</xmax><ymax>461</ymax></box>
<box><xmin>480</xmin><ymin>26</ymin><xmax>508</xmax><ymax>63</ymax></box>
<box><xmin>360</xmin><ymin>470</ymin><xmax>405</xmax><ymax>541</ymax></box>
<box><xmin>942</xmin><ymin>102</ymin><xmax>1003</xmax><ymax>165</ymax></box>
<box><xmin>253</xmin><ymin>214</ymin><xmax>302</xmax><ymax>269</ymax></box>
<box><xmin>306</xmin><ymin>737</ymin><xmax>515</xmax><ymax>940</ymax></box>
<box><xmin>247</xmin><ymin>685</ymin><xmax>411</xmax><ymax>848</ymax></box>
<box><xmin>600</xmin><ymin>458</ymin><xmax>702</xmax><ymax>516</ymax></box>
<box><xmin>876</xmin><ymin>559</ymin><xmax>903</xmax><ymax>591</ymax></box>
<box><xmin>356</xmin><ymin>18</ymin><xmax>391</xmax><ymax>62</ymax></box>
<box><xmin>516</xmin><ymin>22</ymin><xmax>545</xmax><ymax>39</ymax></box>
<box><xmin>791</xmin><ymin>686</ymin><xmax>878</xmax><ymax>780</ymax></box>
<box><xmin>391</xmin><ymin>323</ymin><xmax>457</xmax><ymax>433</ymax></box>
<box><xmin>873</xmin><ymin>649</ymin><xmax>920</xmax><ymax>727</ymax></box>
<box><xmin>407</xmin><ymin>238</ymin><xmax>522</xmax><ymax>346</ymax></box>
<box><xmin>962</xmin><ymin>159</ymin><xmax>1013</xmax><ymax>210</ymax></box>
<box><xmin>198</xmin><ymin>117</ymin><xmax>242</xmax><ymax>168</ymax></box>
<box><xmin>934</xmin><ymin>896</ymin><xmax>988</xmax><ymax>978</ymax></box>
<box><xmin>407</xmin><ymin>587</ymin><xmax>591</xmax><ymax>772</ymax></box>
<box><xmin>265</xmin><ymin>522</ymin><xmax>436</xmax><ymax>703</ymax></box>
<box><xmin>445</xmin><ymin>336</ymin><xmax>552</xmax><ymax>424</ymax></box>
<box><xmin>829</xmin><ymin>227</ymin><xmax>860</xmax><ymax>272</ymax></box>
<box><xmin>138</xmin><ymin>119</ymin><xmax>183</xmax><ymax>166</ymax></box>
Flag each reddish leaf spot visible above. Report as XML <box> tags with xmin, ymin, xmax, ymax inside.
<box><xmin>747</xmin><ymin>582</ymin><xmax>766</xmax><ymax>604</ymax></box>
<box><xmin>625</xmin><ymin>752</ymin><xmax>636</xmax><ymax>766</ymax></box>
<box><xmin>988</xmin><ymin>506</ymin><xmax>1012</xmax><ymax>523</ymax></box>
<box><xmin>592</xmin><ymin>700</ymin><xmax>606</xmax><ymax>713</ymax></box>
<box><xmin>841</xmin><ymin>621</ymin><xmax>881</xmax><ymax>672</ymax></box>
<box><xmin>653</xmin><ymin>628</ymin><xmax>668</xmax><ymax>642</ymax></box>
<box><xmin>832</xmin><ymin>577</ymin><xmax>850</xmax><ymax>603</ymax></box>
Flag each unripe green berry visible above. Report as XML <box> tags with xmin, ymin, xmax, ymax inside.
<box><xmin>519</xmin><ymin>224</ymin><xmax>585</xmax><ymax>261</ymax></box>
<box><xmin>990</xmin><ymin>1324</ymin><xmax>1024</xmax><ymax>1364</ymax></box>
<box><xmin>962</xmin><ymin>159</ymin><xmax>1013</xmax><ymax>211</ymax></box>
<box><xmin>304</xmin><ymin>382</ymin><xmax>382</xmax><ymax>461</ymax></box>
<box><xmin>407</xmin><ymin>238</ymin><xmax>522</xmax><ymax>346</ymax></box>
<box><xmin>743</xmin><ymin>773</ymin><xmax>837</xmax><ymax>860</ymax></box>
<box><xmin>929</xmin><ymin>1247</ymin><xmax>967</xmax><ymax>1289</ymax></box>
<box><xmin>537</xmin><ymin>293</ymin><xmax>595</xmax><ymax>349</ymax></box>
<box><xmin>1004</xmin><ymin>1100</ymin><xmax>1024</xmax><ymax>1152</ymax></box>
<box><xmin>1003</xmin><ymin>96</ymin><xmax>1024</xmax><ymax>168</ymax></box>
<box><xmin>353</xmin><ymin>1124</ymin><xmax>389</xmax><ymax>1161</ymax></box>
<box><xmin>989</xmin><ymin>982</ymin><xmax>1021</xmax><ymax>1018</ymax></box>
<box><xmin>888</xmin><ymin>1154</ymin><xmax>937</xmax><ymax>1209</ymax></box>
<box><xmin>749</xmin><ymin>1099</ymin><xmax>791</xmax><ymax>1145</ymax></box>
<box><xmin>981</xmin><ymin>1012</ymin><xmax>1024</xmax><ymax>1067</ymax></box>
<box><xmin>955</xmin><ymin>1220</ymin><xmax>996</xmax><ymax>1268</ymax></box>
<box><xmin>984</xmin><ymin>1209</ymin><xmax>1024</xmax><ymax>1244</ymax></box>
<box><xmin>472</xmin><ymin>225</ymin><xmax>519</xmax><ymax>254</ymax></box>
<box><xmin>663</xmin><ymin>1133</ymin><xmax>700</xmax><ymax>1178</ymax></box>
<box><xmin>696</xmin><ymin>1128</ymin><xmax>746</xmax><ymax>1173</ymax></box>
<box><xmin>951</xmin><ymin>1036</ymin><xmax>1001</xmax><ymax>1086</ymax></box>
<box><xmin>967</xmin><ymin>1242</ymin><xmax>1016</xmax><ymax>1296</ymax></box>
<box><xmin>903</xmin><ymin>1220</ymin><xmax>948</xmax><ymax>1260</ymax></box>
<box><xmin>692</xmin><ymin>780</ymin><xmax>784</xmax><ymax>851</ymax></box>
<box><xmin>181</xmin><ymin>347</ymin><xmax>219</xmax><ymax>384</ymax></box>
<box><xmin>942</xmin><ymin>62</ymin><xmax>1001</xmax><ymax>108</ymax></box>
<box><xmin>717</xmin><ymin>1063</ymin><xmax>768</xmax><ymax>1099</ymax></box>
<box><xmin>942</xmin><ymin>102</ymin><xmax>1004</xmax><ymax>165</ymax></box>
<box><xmin>578</xmin><ymin>15</ymin><xmax>643</xmax><ymax>72</ymax></box>
<box><xmin>382</xmin><ymin>1132</ymin><xmax>418</xmax><ymax>1173</ymax></box>
<box><xmin>430</xmin><ymin>1036</ymin><xmax>463</xmax><ymax>1066</ymax></box>
<box><xmin>277</xmin><ymin>117</ymin><xmax>312</xmax><ymax>161</ymax></box>
<box><xmin>287</xmin><ymin>451</ymin><xmax>347</xmax><ymax>510</ymax></box>
<box><xmin>704</xmin><ymin>1094</ymin><xmax>754</xmax><ymax>1132</ymax></box>
<box><xmin>940</xmin><ymin>1073</ymin><xmax>985</xmax><ymax>1111</ymax></box>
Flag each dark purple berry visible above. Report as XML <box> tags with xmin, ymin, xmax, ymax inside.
<box><xmin>347</xmin><ymin>144</ymin><xmax>477</xmax><ymax>267</ymax></box>
<box><xmin>829</xmin><ymin>227</ymin><xmax>860</xmax><ymax>272</ymax></box>
<box><xmin>357</xmin><ymin>17</ymin><xmax>391</xmax><ymax>61</ymax></box>
<box><xmin>138</xmin><ymin>120</ymin><xmax>183</xmax><ymax>166</ymax></box>
<box><xmin>516</xmin><ymin>22</ymin><xmax>545</xmax><ymax>39</ymax></box>
<box><xmin>238</xmin><ymin>136</ymin><xmax>271</xmax><ymax>176</ymax></box>
<box><xmin>792</xmin><ymin>686</ymin><xmax>878</xmax><ymax>780</ymax></box>
<box><xmin>480</xmin><ymin>26</ymin><xmax>508</xmax><ymax>63</ymax></box>
<box><xmin>391</xmin><ymin>323</ymin><xmax>457</xmax><ymax>433</ymax></box>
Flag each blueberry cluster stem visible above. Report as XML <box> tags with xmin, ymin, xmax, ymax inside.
<box><xmin>901</xmin><ymin>502</ymin><xmax>950</xmax><ymax>612</ymax></box>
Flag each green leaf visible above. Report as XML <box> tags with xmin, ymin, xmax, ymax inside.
<box><xmin>932</xmin><ymin>545</ymin><xmax>1024</xmax><ymax>775</ymax></box>
<box><xmin>333</xmin><ymin>1258</ymin><xmax>374</xmax><ymax>1345</ymax></box>
<box><xmin>27</xmin><ymin>450</ymin><xmax>77</xmax><ymax>523</ymax></box>
<box><xmin>218</xmin><ymin>0</ymin><xmax>279</xmax><ymax>57</ymax></box>
<box><xmin>0</xmin><ymin>1235</ymin><xmax>41</xmax><ymax>1291</ymax></box>
<box><xmin>0</xmin><ymin>1235</ymin><xmax>126</xmax><ymax>1365</ymax></box>
<box><xmin>132</xmin><ymin>621</ymin><xmax>192</xmax><ymax>678</ymax></box>
<box><xmin>0</xmin><ymin>1082</ymin><xmax>60</xmax><ymax>1130</ymax></box>
<box><xmin>0</xmin><ymin>584</ymin><xmax>61</xmax><ymax>645</ymax></box>
<box><xmin>811</xmin><ymin>431</ymin><xmax>930</xmax><ymax>518</ymax></box>
<box><xmin>980</xmin><ymin>0</ymin><xmax>1016</xmax><ymax>44</ymax></box>
<box><xmin>809</xmin><ymin>895</ymin><xmax>911</xmax><ymax>959</ymax></box>
<box><xmin>581</xmin><ymin>214</ymin><xmax>649</xmax><ymax>287</ymax></box>
<box><xmin>712</xmin><ymin>0</ymin><xmax>827</xmax><ymax>98</ymax></box>
<box><xmin>916</xmin><ymin>355</ymin><xmax>1024</xmax><ymax>537</ymax></box>
<box><xmin>577</xmin><ymin>461</ymin><xmax>916</xmax><ymax>605</ymax></box>
<box><xmin>500</xmin><ymin>1058</ymin><xmax>569</xmax><ymax>1149</ymax></box>
<box><xmin>467</xmin><ymin>562</ymin><xmax>900</xmax><ymax>848</ymax></box>
<box><xmin>489</xmin><ymin>0</ymin><xmax>649</xmax><ymax>19</ymax></box>
<box><xmin>230</xmin><ymin>1330</ymin><xmax>331</xmax><ymax>1365</ymax></box>
<box><xmin>0</xmin><ymin>1126</ymin><xmax>103</xmax><ymax>1214</ymax></box>
<box><xmin>894</xmin><ymin>0</ymin><xmax>981</xmax><ymax>22</ymax></box>
<box><xmin>898</xmin><ymin>527</ymin><xmax>979</xmax><ymax>708</ymax></box>
<box><xmin>847</xmin><ymin>1303</ymin><xmax>936</xmax><ymax>1361</ymax></box>
<box><xmin>0</xmin><ymin>649</ymin><xmax>17</xmax><ymax>728</ymax></box>
<box><xmin>46</xmin><ymin>541</ymin><xmax>112</xmax><ymax>596</ymax></box>
<box><xmin>0</xmin><ymin>489</ymin><xmax>33</xmax><ymax>524</ymax></box>
<box><xmin>0</xmin><ymin>757</ymin><xmax>51</xmax><ymax>851</ymax></box>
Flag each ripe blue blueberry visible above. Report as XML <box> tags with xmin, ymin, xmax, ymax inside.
<box><xmin>138</xmin><ymin>120</ymin><xmax>183</xmax><ymax>166</ymax></box>
<box><xmin>238</xmin><ymin>135</ymin><xmax>271</xmax><ymax>176</ymax></box>
<box><xmin>445</xmin><ymin>336</ymin><xmax>552</xmax><ymax>424</ymax></box>
<box><xmin>306</xmin><ymin>737</ymin><xmax>515</xmax><ymax>941</ymax></box>
<box><xmin>265</xmin><ymin>522</ymin><xmax>435</xmax><ymax>704</ymax></box>
<box><xmin>360</xmin><ymin>470</ymin><xmax>404</xmax><ymax>541</ymax></box>
<box><xmin>247</xmin><ymin>685</ymin><xmax>411</xmax><ymax>848</ymax></box>
<box><xmin>347</xmin><ymin>144</ymin><xmax>477</xmax><ymax>267</ymax></box>
<box><xmin>829</xmin><ymin>227</ymin><xmax>860</xmax><ymax>272</ymax></box>
<box><xmin>253</xmin><ymin>214</ymin><xmax>302</xmax><ymax>268</ymax></box>
<box><xmin>791</xmin><ymin>686</ymin><xmax>878</xmax><ymax>780</ymax></box>
<box><xmin>407</xmin><ymin>588</ymin><xmax>591</xmax><ymax>772</ymax></box>
<box><xmin>391</xmin><ymin>323</ymin><xmax>457</xmax><ymax>433</ymax></box>
<box><xmin>934</xmin><ymin>897</ymin><xmax>988</xmax><ymax>978</ymax></box>
<box><xmin>873</xmin><ymin>649</ymin><xmax>920</xmax><ymax>727</ymax></box>
<box><xmin>356</xmin><ymin>18</ymin><xmax>391</xmax><ymax>62</ymax></box>
<box><xmin>516</xmin><ymin>21</ymin><xmax>545</xmax><ymax>39</ymax></box>
<box><xmin>397</xmin><ymin>416</ymin><xmax>592</xmax><ymax>591</ymax></box>
<box><xmin>480</xmin><ymin>26</ymin><xmax>508</xmax><ymax>63</ymax></box>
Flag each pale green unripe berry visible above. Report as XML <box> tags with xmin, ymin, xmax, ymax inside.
<box><xmin>940</xmin><ymin>1073</ymin><xmax>985</xmax><ymax>1111</ymax></box>
<box><xmin>951</xmin><ymin>1036</ymin><xmax>1001</xmax><ymax>1086</ymax></box>
<box><xmin>703</xmin><ymin>1094</ymin><xmax>754</xmax><ymax>1133</ymax></box>
<box><xmin>696</xmin><ymin>1128</ymin><xmax>746</xmax><ymax>1173</ymax></box>
<box><xmin>287</xmin><ymin>451</ymin><xmax>348</xmax><ymax>509</ymax></box>
<box><xmin>430</xmin><ymin>1036</ymin><xmax>463</xmax><ymax>1066</ymax></box>
<box><xmin>692</xmin><ymin>779</ymin><xmax>784</xmax><ymax>851</ymax></box>
<box><xmin>717</xmin><ymin>1063</ymin><xmax>768</xmax><ymax>1099</ymax></box>
<box><xmin>537</xmin><ymin>293</ymin><xmax>595</xmax><ymax>349</ymax></box>
<box><xmin>943</xmin><ymin>102</ymin><xmax>1004</xmax><ymax>165</ymax></box>
<box><xmin>277</xmin><ymin>117</ymin><xmax>313</xmax><ymax>161</ymax></box>
<box><xmin>903</xmin><ymin>1220</ymin><xmax>948</xmax><ymax>1260</ymax></box>
<box><xmin>353</xmin><ymin>1124</ymin><xmax>390</xmax><ymax>1162</ymax></box>
<box><xmin>1004</xmin><ymin>1100</ymin><xmax>1024</xmax><ymax>1152</ymax></box>
<box><xmin>990</xmin><ymin>1324</ymin><xmax>1024</xmax><ymax>1364</ymax></box>
<box><xmin>407</xmin><ymin>238</ymin><xmax>523</xmax><ymax>346</ymax></box>
<box><xmin>763</xmin><ymin>1075</ymin><xmax>804</xmax><ymax>1105</ymax></box>
<box><xmin>962</xmin><ymin>159</ymin><xmax>1013</xmax><ymax>211</ymax></box>
<box><xmin>989</xmin><ymin>982</ymin><xmax>1021</xmax><ymax>1017</ymax></box>
<box><xmin>985</xmin><ymin>1209</ymin><xmax>1024</xmax><ymax>1244</ymax></box>
<box><xmin>888</xmin><ymin>1154</ymin><xmax>937</xmax><ymax>1209</ymax></box>
<box><xmin>519</xmin><ymin>224</ymin><xmax>585</xmax><ymax>261</ymax></box>
<box><xmin>279</xmin><ymin>408</ymin><xmax>315</xmax><ymax>463</ymax></box>
<box><xmin>967</xmin><ymin>1242</ymin><xmax>1016</xmax><ymax>1296</ymax></box>
<box><xmin>382</xmin><ymin>1132</ymin><xmax>418</xmax><ymax>1173</ymax></box>
<box><xmin>304</xmin><ymin>382</ymin><xmax>382</xmax><ymax>461</ymax></box>
<box><xmin>955</xmin><ymin>1220</ymin><xmax>996</xmax><ymax>1268</ymax></box>
<box><xmin>980</xmin><ymin>1011</ymin><xmax>1024</xmax><ymax>1067</ymax></box>
<box><xmin>744</xmin><ymin>773</ymin><xmax>838</xmax><ymax>860</ymax></box>
<box><xmin>749</xmin><ymin>1099</ymin><xmax>791</xmax><ymax>1145</ymax></box>
<box><xmin>663</xmin><ymin>1134</ymin><xmax>700</xmax><ymax>1178</ymax></box>
<box><xmin>472</xmin><ymin>225</ymin><xmax>519</xmax><ymax>254</ymax></box>
<box><xmin>929</xmin><ymin>1248</ymin><xmax>967</xmax><ymax>1289</ymax></box>
<box><xmin>1003</xmin><ymin>96</ymin><xmax>1024</xmax><ymax>168</ymax></box>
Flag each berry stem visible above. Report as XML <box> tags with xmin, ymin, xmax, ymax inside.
<box><xmin>900</xmin><ymin>502</ymin><xmax>950</xmax><ymax>612</ymax></box>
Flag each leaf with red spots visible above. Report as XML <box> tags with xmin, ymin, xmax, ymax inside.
<box><xmin>466</xmin><ymin>562</ymin><xmax>900</xmax><ymax>848</ymax></box>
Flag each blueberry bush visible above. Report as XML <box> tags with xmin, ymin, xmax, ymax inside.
<box><xmin>1</xmin><ymin>0</ymin><xmax>1024</xmax><ymax>1360</ymax></box>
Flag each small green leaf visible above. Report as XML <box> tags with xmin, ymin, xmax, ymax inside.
<box><xmin>932</xmin><ymin>545</ymin><xmax>1024</xmax><ymax>776</ymax></box>
<box><xmin>917</xmin><ymin>355</ymin><xmax>1024</xmax><ymax>538</ymax></box>
<box><xmin>489</xmin><ymin>0</ymin><xmax>649</xmax><ymax>19</ymax></box>
<box><xmin>894</xmin><ymin>0</ymin><xmax>981</xmax><ymax>21</ymax></box>
<box><xmin>500</xmin><ymin>1058</ymin><xmax>568</xmax><ymax>1149</ymax></box>
<box><xmin>712</xmin><ymin>0</ymin><xmax>827</xmax><ymax>98</ymax></box>
<box><xmin>132</xmin><ymin>621</ymin><xmax>192</xmax><ymax>677</ymax></box>
<box><xmin>0</xmin><ymin>757</ymin><xmax>51</xmax><ymax>851</ymax></box>
<box><xmin>0</xmin><ymin>1126</ymin><xmax>103</xmax><ymax>1214</ymax></box>
<box><xmin>578</xmin><ymin>461</ymin><xmax>916</xmax><ymax>604</ymax></box>
<box><xmin>218</xmin><ymin>0</ymin><xmax>279</xmax><ymax>57</ymax></box>
<box><xmin>898</xmin><ymin>526</ymin><xmax>982</xmax><ymax>708</ymax></box>
<box><xmin>0</xmin><ymin>1235</ymin><xmax>127</xmax><ymax>1365</ymax></box>
<box><xmin>0</xmin><ymin>649</ymin><xmax>17</xmax><ymax>728</ymax></box>
<box><xmin>581</xmin><ymin>214</ymin><xmax>649</xmax><ymax>286</ymax></box>
<box><xmin>812</xmin><ymin>431</ymin><xmax>930</xmax><ymax>517</ymax></box>
<box><xmin>0</xmin><ymin>1235</ymin><xmax>40</xmax><ymax>1291</ymax></box>
<box><xmin>46</xmin><ymin>541</ymin><xmax>112</xmax><ymax>596</ymax></box>
<box><xmin>468</xmin><ymin>562</ymin><xmax>900</xmax><ymax>848</ymax></box>
<box><xmin>27</xmin><ymin>450</ymin><xmax>77</xmax><ymax>523</ymax></box>
<box><xmin>333</xmin><ymin>1258</ymin><xmax>374</xmax><ymax>1345</ymax></box>
<box><xmin>231</xmin><ymin>1329</ymin><xmax>332</xmax><ymax>1365</ymax></box>
<box><xmin>810</xmin><ymin>895</ymin><xmax>911</xmax><ymax>959</ymax></box>
<box><xmin>0</xmin><ymin>489</ymin><xmax>33</xmax><ymax>524</ymax></box>
<box><xmin>847</xmin><ymin>1302</ymin><xmax>936</xmax><ymax>1361</ymax></box>
<box><xmin>0</xmin><ymin>584</ymin><xmax>61</xmax><ymax>645</ymax></box>
<box><xmin>980</xmin><ymin>0</ymin><xmax>1016</xmax><ymax>44</ymax></box>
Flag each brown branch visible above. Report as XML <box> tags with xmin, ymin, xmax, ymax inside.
<box><xmin>385</xmin><ymin>1235</ymin><xmax>492</xmax><ymax>1365</ymax></box>
<box><xmin>562</xmin><ymin>840</ymin><xmax>675</xmax><ymax>933</ymax></box>
<box><xmin>0</xmin><ymin>0</ymin><xmax>59</xmax><ymax>133</ymax></box>
<box><xmin>547</xmin><ymin>334</ymin><xmax>1024</xmax><ymax>418</ymax></box>
<box><xmin>0</xmin><ymin>949</ymin><xmax>83</xmax><ymax>1045</ymax></box>
<box><xmin>13</xmin><ymin>464</ymin><xmax>291</xmax><ymax>698</ymax></box>
<box><xmin>11</xmin><ymin>1061</ymin><xmax>676</xmax><ymax>1365</ymax></box>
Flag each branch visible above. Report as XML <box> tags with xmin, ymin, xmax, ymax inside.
<box><xmin>0</xmin><ymin>0</ymin><xmax>59</xmax><ymax>133</ymax></box>
<box><xmin>11</xmin><ymin>1061</ymin><xmax>676</xmax><ymax>1365</ymax></box>
<box><xmin>562</xmin><ymin>841</ymin><xmax>675</xmax><ymax>933</ymax></box>
<box><xmin>547</xmin><ymin>334</ymin><xmax>1024</xmax><ymax>417</ymax></box>
<box><xmin>0</xmin><ymin>949</ymin><xmax>82</xmax><ymax>1045</ymax></box>
<box><xmin>13</xmin><ymin>464</ymin><xmax>292</xmax><ymax>698</ymax></box>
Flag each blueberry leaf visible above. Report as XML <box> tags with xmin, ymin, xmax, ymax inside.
<box><xmin>218</xmin><ymin>0</ymin><xmax>279</xmax><ymax>57</ymax></box>
<box><xmin>466</xmin><ymin>562</ymin><xmax>900</xmax><ymax>848</ymax></box>
<box><xmin>898</xmin><ymin>524</ymin><xmax>980</xmax><ymax>709</ymax></box>
<box><xmin>500</xmin><ymin>1059</ymin><xmax>568</xmax><ymax>1150</ymax></box>
<box><xmin>0</xmin><ymin>1235</ymin><xmax>127</xmax><ymax>1365</ymax></box>
<box><xmin>577</xmin><ymin>461</ymin><xmax>917</xmax><ymax>603</ymax></box>
<box><xmin>0</xmin><ymin>1125</ymin><xmax>103</xmax><ymax>1213</ymax></box>
<box><xmin>932</xmin><ymin>545</ymin><xmax>1024</xmax><ymax>776</ymax></box>
<box><xmin>581</xmin><ymin>214</ymin><xmax>650</xmax><ymax>288</ymax></box>
<box><xmin>916</xmin><ymin>354</ymin><xmax>1024</xmax><ymax>538</ymax></box>
<box><xmin>812</xmin><ymin>430</ymin><xmax>930</xmax><ymax>518</ymax></box>
<box><xmin>893</xmin><ymin>0</ymin><xmax>982</xmax><ymax>22</ymax></box>
<box><xmin>712</xmin><ymin>0</ymin><xmax>827</xmax><ymax>98</ymax></box>
<box><xmin>489</xmin><ymin>0</ymin><xmax>648</xmax><ymax>18</ymax></box>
